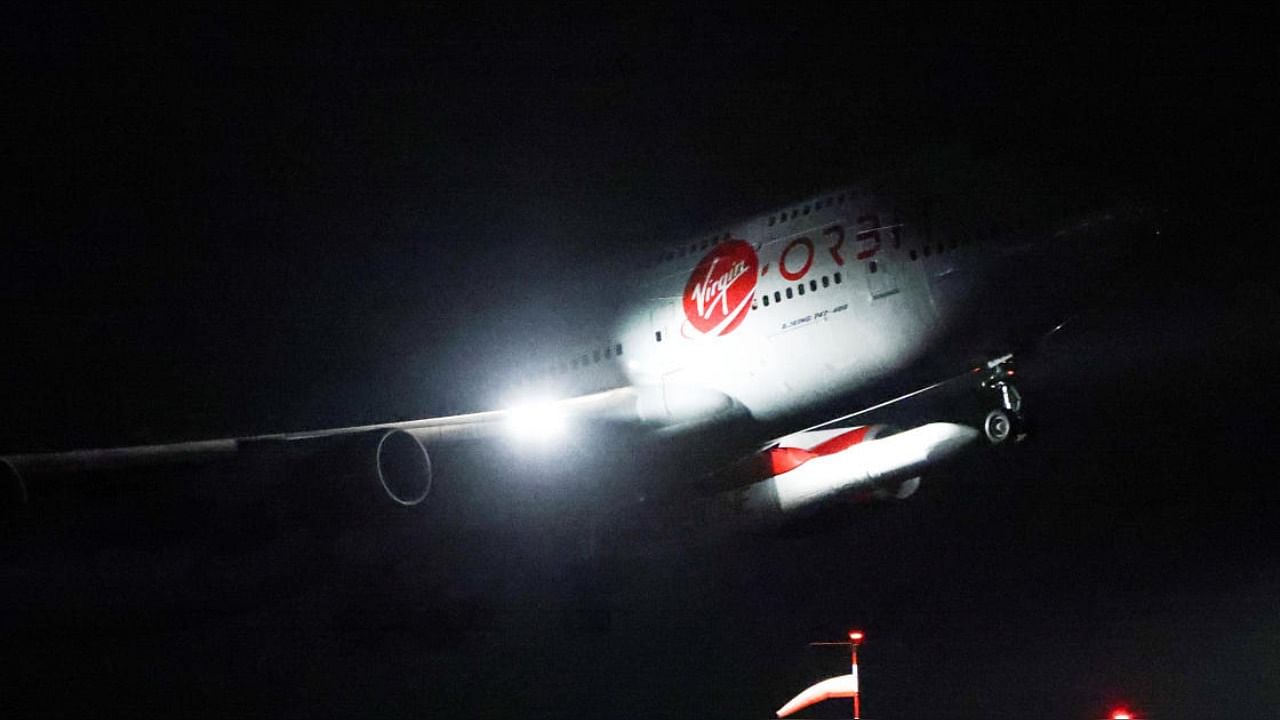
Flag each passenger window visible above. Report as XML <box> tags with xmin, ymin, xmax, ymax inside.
<box><xmin>809</xmin><ymin>279</ymin><xmax>817</xmax><ymax>291</ymax></box>
<box><xmin>655</xmin><ymin>331</ymin><xmax>662</xmax><ymax>342</ymax></box>
<box><xmin>616</xmin><ymin>343</ymin><xmax>623</xmax><ymax>356</ymax></box>
<box><xmin>763</xmin><ymin>295</ymin><xmax>770</xmax><ymax>307</ymax></box>
<box><xmin>834</xmin><ymin>272</ymin><xmax>842</xmax><ymax>284</ymax></box>
<box><xmin>869</xmin><ymin>261</ymin><xmax>878</xmax><ymax>274</ymax></box>
<box><xmin>822</xmin><ymin>276</ymin><xmax>830</xmax><ymax>288</ymax></box>
<box><xmin>785</xmin><ymin>288</ymin><xmax>793</xmax><ymax>299</ymax></box>
<box><xmin>798</xmin><ymin>284</ymin><xmax>806</xmax><ymax>296</ymax></box>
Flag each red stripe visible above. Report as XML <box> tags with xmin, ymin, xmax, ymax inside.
<box><xmin>809</xmin><ymin>426</ymin><xmax>873</xmax><ymax>456</ymax></box>
<box><xmin>764</xmin><ymin>446</ymin><xmax>818</xmax><ymax>475</ymax></box>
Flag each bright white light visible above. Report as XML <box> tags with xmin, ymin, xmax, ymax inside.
<box><xmin>505</xmin><ymin>399</ymin><xmax>568</xmax><ymax>443</ymax></box>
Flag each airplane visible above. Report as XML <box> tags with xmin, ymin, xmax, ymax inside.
<box><xmin>1</xmin><ymin>182</ymin><xmax>1155</xmax><ymax>534</ymax></box>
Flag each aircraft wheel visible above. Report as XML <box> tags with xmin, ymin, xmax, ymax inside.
<box><xmin>983</xmin><ymin>408</ymin><xmax>1022</xmax><ymax>445</ymax></box>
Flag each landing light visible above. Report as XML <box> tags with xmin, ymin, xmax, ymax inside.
<box><xmin>505</xmin><ymin>399</ymin><xmax>568</xmax><ymax>443</ymax></box>
<box><xmin>1110</xmin><ymin>709</ymin><xmax>1133</xmax><ymax>720</ymax></box>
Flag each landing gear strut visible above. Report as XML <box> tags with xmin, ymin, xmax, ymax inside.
<box><xmin>980</xmin><ymin>355</ymin><xmax>1028</xmax><ymax>444</ymax></box>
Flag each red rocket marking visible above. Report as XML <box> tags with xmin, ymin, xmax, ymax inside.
<box><xmin>809</xmin><ymin>426</ymin><xmax>873</xmax><ymax>455</ymax></box>
<box><xmin>742</xmin><ymin>426</ymin><xmax>878</xmax><ymax>483</ymax></box>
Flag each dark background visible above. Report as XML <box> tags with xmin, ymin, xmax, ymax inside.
<box><xmin>2</xmin><ymin>5</ymin><xmax>1276</xmax><ymax>718</ymax></box>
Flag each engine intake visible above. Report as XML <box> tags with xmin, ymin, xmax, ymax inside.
<box><xmin>373</xmin><ymin>429</ymin><xmax>432</xmax><ymax>507</ymax></box>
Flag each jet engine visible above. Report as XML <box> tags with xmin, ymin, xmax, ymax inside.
<box><xmin>311</xmin><ymin>428</ymin><xmax>433</xmax><ymax>509</ymax></box>
<box><xmin>716</xmin><ymin>422</ymin><xmax>979</xmax><ymax>526</ymax></box>
<box><xmin>370</xmin><ymin>429</ymin><xmax>433</xmax><ymax>507</ymax></box>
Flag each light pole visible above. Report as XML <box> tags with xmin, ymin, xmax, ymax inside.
<box><xmin>805</xmin><ymin>629</ymin><xmax>865</xmax><ymax>719</ymax></box>
<box><xmin>777</xmin><ymin>629</ymin><xmax>869</xmax><ymax>718</ymax></box>
<box><xmin>848</xmin><ymin>631</ymin><xmax>863</xmax><ymax>719</ymax></box>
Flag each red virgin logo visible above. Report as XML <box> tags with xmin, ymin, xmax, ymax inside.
<box><xmin>682</xmin><ymin>239</ymin><xmax>759</xmax><ymax>336</ymax></box>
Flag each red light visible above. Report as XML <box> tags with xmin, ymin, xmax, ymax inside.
<box><xmin>1110</xmin><ymin>709</ymin><xmax>1132</xmax><ymax>720</ymax></box>
<box><xmin>848</xmin><ymin>631</ymin><xmax>864</xmax><ymax>640</ymax></box>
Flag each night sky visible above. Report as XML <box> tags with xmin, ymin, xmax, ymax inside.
<box><xmin>2</xmin><ymin>5</ymin><xmax>1277</xmax><ymax>719</ymax></box>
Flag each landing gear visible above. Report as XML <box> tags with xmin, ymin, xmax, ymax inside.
<box><xmin>980</xmin><ymin>355</ymin><xmax>1029</xmax><ymax>444</ymax></box>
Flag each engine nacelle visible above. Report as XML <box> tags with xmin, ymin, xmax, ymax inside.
<box><xmin>309</xmin><ymin>428</ymin><xmax>434</xmax><ymax>509</ymax></box>
<box><xmin>716</xmin><ymin>422</ymin><xmax>979</xmax><ymax>526</ymax></box>
<box><xmin>372</xmin><ymin>429</ymin><xmax>433</xmax><ymax>507</ymax></box>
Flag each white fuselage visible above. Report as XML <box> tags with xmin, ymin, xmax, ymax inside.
<box><xmin>626</xmin><ymin>187</ymin><xmax>940</xmax><ymax>422</ymax></box>
<box><xmin>519</xmin><ymin>187</ymin><xmax>982</xmax><ymax>427</ymax></box>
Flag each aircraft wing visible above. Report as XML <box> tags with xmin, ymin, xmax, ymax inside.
<box><xmin>2</xmin><ymin>384</ymin><xmax>744</xmax><ymax>511</ymax></box>
<box><xmin>2</xmin><ymin>387</ymin><xmax>630</xmax><ymax>474</ymax></box>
